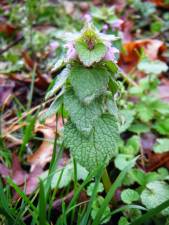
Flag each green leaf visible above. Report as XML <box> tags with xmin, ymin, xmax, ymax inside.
<box><xmin>121</xmin><ymin>189</ymin><xmax>139</xmax><ymax>204</ymax></box>
<box><xmin>51</xmin><ymin>58</ymin><xmax>65</xmax><ymax>73</ymax></box>
<box><xmin>120</xmin><ymin>135</ymin><xmax>140</xmax><ymax>156</ymax></box>
<box><xmin>51</xmin><ymin>164</ymin><xmax>73</xmax><ymax>189</ymax></box>
<box><xmin>150</xmin><ymin>99</ymin><xmax>169</xmax><ymax>115</ymax></box>
<box><xmin>138</xmin><ymin>59</ymin><xmax>168</xmax><ymax>75</ymax></box>
<box><xmin>150</xmin><ymin>21</ymin><xmax>162</xmax><ymax>33</ymax></box>
<box><xmin>128</xmin><ymin>169</ymin><xmax>146</xmax><ymax>186</ymax></box>
<box><xmin>153</xmin><ymin>138</ymin><xmax>169</xmax><ymax>153</ymax></box>
<box><xmin>40</xmin><ymin>92</ymin><xmax>63</xmax><ymax>121</ymax></box>
<box><xmin>45</xmin><ymin>66</ymin><xmax>70</xmax><ymax>100</ymax></box>
<box><xmin>104</xmin><ymin>61</ymin><xmax>118</xmax><ymax>75</ymax></box>
<box><xmin>87</xmin><ymin>182</ymin><xmax>104</xmax><ymax>197</ymax></box>
<box><xmin>126</xmin><ymin>135</ymin><xmax>140</xmax><ymax>155</ymax></box>
<box><xmin>129</xmin><ymin>86</ymin><xmax>143</xmax><ymax>96</ymax></box>
<box><xmin>91</xmin><ymin>196</ymin><xmax>111</xmax><ymax>224</ymax></box>
<box><xmin>64</xmin><ymin>114</ymin><xmax>119</xmax><ymax>172</ymax></box>
<box><xmin>129</xmin><ymin>123</ymin><xmax>150</xmax><ymax>134</ymax></box>
<box><xmin>139</xmin><ymin>76</ymin><xmax>158</xmax><ymax>92</ymax></box>
<box><xmin>75</xmin><ymin>41</ymin><xmax>107</xmax><ymax>67</ymax></box>
<box><xmin>118</xmin><ymin>216</ymin><xmax>130</xmax><ymax>225</ymax></box>
<box><xmin>145</xmin><ymin>172</ymin><xmax>160</xmax><ymax>184</ymax></box>
<box><xmin>157</xmin><ymin>167</ymin><xmax>169</xmax><ymax>179</ymax></box>
<box><xmin>109</xmin><ymin>77</ymin><xmax>120</xmax><ymax>95</ymax></box>
<box><xmin>153</xmin><ymin>118</ymin><xmax>169</xmax><ymax>135</ymax></box>
<box><xmin>107</xmin><ymin>98</ymin><xmax>119</xmax><ymax>118</ymax></box>
<box><xmin>127</xmin><ymin>169</ymin><xmax>160</xmax><ymax>186</ymax></box>
<box><xmin>141</xmin><ymin>181</ymin><xmax>169</xmax><ymax>216</ymax></box>
<box><xmin>40</xmin><ymin>162</ymin><xmax>88</xmax><ymax>189</ymax></box>
<box><xmin>76</xmin><ymin>163</ymin><xmax>89</xmax><ymax>180</ymax></box>
<box><xmin>119</xmin><ymin>110</ymin><xmax>134</xmax><ymax>133</ymax></box>
<box><xmin>136</xmin><ymin>104</ymin><xmax>154</xmax><ymax>122</ymax></box>
<box><xmin>64</xmin><ymin>88</ymin><xmax>102</xmax><ymax>134</ymax></box>
<box><xmin>69</xmin><ymin>65</ymin><xmax>110</xmax><ymax>104</ymax></box>
<box><xmin>114</xmin><ymin>154</ymin><xmax>134</xmax><ymax>171</ymax></box>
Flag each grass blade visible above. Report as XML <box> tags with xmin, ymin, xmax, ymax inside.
<box><xmin>39</xmin><ymin>180</ymin><xmax>47</xmax><ymax>225</ymax></box>
<box><xmin>6</xmin><ymin>177</ymin><xmax>38</xmax><ymax>223</ymax></box>
<box><xmin>80</xmin><ymin>165</ymin><xmax>104</xmax><ymax>225</ymax></box>
<box><xmin>131</xmin><ymin>199</ymin><xmax>169</xmax><ymax>225</ymax></box>
<box><xmin>92</xmin><ymin>157</ymin><xmax>138</xmax><ymax>225</ymax></box>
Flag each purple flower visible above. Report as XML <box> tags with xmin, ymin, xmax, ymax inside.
<box><xmin>83</xmin><ymin>14</ymin><xmax>92</xmax><ymax>23</ymax></box>
<box><xmin>65</xmin><ymin>42</ymin><xmax>77</xmax><ymax>61</ymax></box>
<box><xmin>49</xmin><ymin>41</ymin><xmax>59</xmax><ymax>51</ymax></box>
<box><xmin>104</xmin><ymin>44</ymin><xmax>119</xmax><ymax>62</ymax></box>
<box><xmin>102</xmin><ymin>24</ymin><xmax>109</xmax><ymax>33</ymax></box>
<box><xmin>111</xmin><ymin>19</ymin><xmax>123</xmax><ymax>29</ymax></box>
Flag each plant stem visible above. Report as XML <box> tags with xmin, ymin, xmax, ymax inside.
<box><xmin>73</xmin><ymin>158</ymin><xmax>78</xmax><ymax>191</ymax></box>
<box><xmin>102</xmin><ymin>168</ymin><xmax>112</xmax><ymax>193</ymax></box>
<box><xmin>120</xmin><ymin>70</ymin><xmax>138</xmax><ymax>87</ymax></box>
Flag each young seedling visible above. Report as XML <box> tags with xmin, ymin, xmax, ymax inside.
<box><xmin>45</xmin><ymin>22</ymin><xmax>121</xmax><ymax>192</ymax></box>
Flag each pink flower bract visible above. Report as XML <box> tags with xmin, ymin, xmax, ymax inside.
<box><xmin>65</xmin><ymin>42</ymin><xmax>77</xmax><ymax>61</ymax></box>
<box><xmin>104</xmin><ymin>42</ymin><xmax>119</xmax><ymax>62</ymax></box>
<box><xmin>111</xmin><ymin>19</ymin><xmax>123</xmax><ymax>29</ymax></box>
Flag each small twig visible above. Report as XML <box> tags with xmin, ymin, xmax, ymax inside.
<box><xmin>52</xmin><ymin>190</ymin><xmax>74</xmax><ymax>210</ymax></box>
<box><xmin>139</xmin><ymin>136</ymin><xmax>145</xmax><ymax>169</ymax></box>
<box><xmin>0</xmin><ymin>35</ymin><xmax>24</xmax><ymax>55</ymax></box>
<box><xmin>3</xmin><ymin>97</ymin><xmax>55</xmax><ymax>137</ymax></box>
<box><xmin>5</xmin><ymin>134</ymin><xmax>22</xmax><ymax>144</ymax></box>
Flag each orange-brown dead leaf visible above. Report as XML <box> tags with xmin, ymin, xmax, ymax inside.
<box><xmin>150</xmin><ymin>0</ymin><xmax>169</xmax><ymax>7</ymax></box>
<box><xmin>22</xmin><ymin>51</ymin><xmax>51</xmax><ymax>89</ymax></box>
<box><xmin>119</xmin><ymin>39</ymin><xmax>166</xmax><ymax>73</ymax></box>
<box><xmin>0</xmin><ymin>22</ymin><xmax>16</xmax><ymax>36</ymax></box>
<box><xmin>27</xmin><ymin>115</ymin><xmax>60</xmax><ymax>171</ymax></box>
<box><xmin>140</xmin><ymin>133</ymin><xmax>169</xmax><ymax>171</ymax></box>
<box><xmin>143</xmin><ymin>152</ymin><xmax>169</xmax><ymax>172</ymax></box>
<box><xmin>0</xmin><ymin>76</ymin><xmax>15</xmax><ymax>107</ymax></box>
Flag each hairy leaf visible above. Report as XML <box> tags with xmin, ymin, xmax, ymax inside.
<box><xmin>119</xmin><ymin>110</ymin><xmax>135</xmax><ymax>133</ymax></box>
<box><xmin>135</xmin><ymin>103</ymin><xmax>154</xmax><ymax>122</ymax></box>
<box><xmin>114</xmin><ymin>154</ymin><xmax>133</xmax><ymax>171</ymax></box>
<box><xmin>40</xmin><ymin>162</ymin><xmax>88</xmax><ymax>189</ymax></box>
<box><xmin>153</xmin><ymin>138</ymin><xmax>169</xmax><ymax>153</ymax></box>
<box><xmin>87</xmin><ymin>182</ymin><xmax>104</xmax><ymax>196</ymax></box>
<box><xmin>153</xmin><ymin>118</ymin><xmax>169</xmax><ymax>135</ymax></box>
<box><xmin>70</xmin><ymin>65</ymin><xmax>110</xmax><ymax>104</ymax></box>
<box><xmin>138</xmin><ymin>59</ymin><xmax>168</xmax><ymax>75</ymax></box>
<box><xmin>64</xmin><ymin>114</ymin><xmax>119</xmax><ymax>172</ymax></box>
<box><xmin>40</xmin><ymin>91</ymin><xmax>63</xmax><ymax>121</ymax></box>
<box><xmin>64</xmin><ymin>88</ymin><xmax>102</xmax><ymax>134</ymax></box>
<box><xmin>104</xmin><ymin>61</ymin><xmax>118</xmax><ymax>75</ymax></box>
<box><xmin>118</xmin><ymin>216</ymin><xmax>130</xmax><ymax>225</ymax></box>
<box><xmin>121</xmin><ymin>188</ymin><xmax>139</xmax><ymax>204</ymax></box>
<box><xmin>75</xmin><ymin>41</ymin><xmax>107</xmax><ymax>67</ymax></box>
<box><xmin>141</xmin><ymin>181</ymin><xmax>169</xmax><ymax>216</ymax></box>
<box><xmin>45</xmin><ymin>66</ymin><xmax>70</xmax><ymax>100</ymax></box>
<box><xmin>129</xmin><ymin>123</ymin><xmax>150</xmax><ymax>134</ymax></box>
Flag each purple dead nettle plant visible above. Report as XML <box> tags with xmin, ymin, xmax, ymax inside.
<box><xmin>45</xmin><ymin>22</ymin><xmax>121</xmax><ymax>191</ymax></box>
